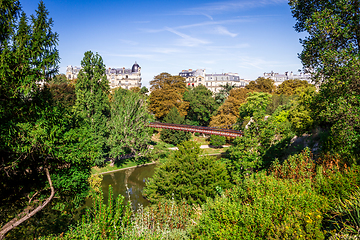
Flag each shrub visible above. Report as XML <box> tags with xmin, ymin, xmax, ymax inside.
<box><xmin>160</xmin><ymin>107</ymin><xmax>191</xmax><ymax>146</ymax></box>
<box><xmin>191</xmin><ymin>173</ymin><xmax>328</xmax><ymax>239</ymax></box>
<box><xmin>209</xmin><ymin>135</ymin><xmax>226</xmax><ymax>147</ymax></box>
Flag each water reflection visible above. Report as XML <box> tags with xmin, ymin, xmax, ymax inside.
<box><xmin>101</xmin><ymin>164</ymin><xmax>156</xmax><ymax>210</ymax></box>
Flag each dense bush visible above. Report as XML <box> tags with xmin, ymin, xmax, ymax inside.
<box><xmin>191</xmin><ymin>173</ymin><xmax>328</xmax><ymax>240</ymax></box>
<box><xmin>144</xmin><ymin>141</ymin><xmax>231</xmax><ymax>205</ymax></box>
<box><xmin>160</xmin><ymin>107</ymin><xmax>191</xmax><ymax>146</ymax></box>
<box><xmin>209</xmin><ymin>135</ymin><xmax>226</xmax><ymax>147</ymax></box>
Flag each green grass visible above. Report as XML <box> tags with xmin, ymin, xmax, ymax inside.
<box><xmin>92</xmin><ymin>160</ymin><xmax>139</xmax><ymax>175</ymax></box>
<box><xmin>202</xmin><ymin>147</ymin><xmax>228</xmax><ymax>155</ymax></box>
<box><xmin>192</xmin><ymin>135</ymin><xmax>210</xmax><ymax>145</ymax></box>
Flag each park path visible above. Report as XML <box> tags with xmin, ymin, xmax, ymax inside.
<box><xmin>168</xmin><ymin>145</ymin><xmax>230</xmax><ymax>150</ymax></box>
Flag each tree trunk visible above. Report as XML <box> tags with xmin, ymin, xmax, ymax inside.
<box><xmin>0</xmin><ymin>168</ymin><xmax>55</xmax><ymax>239</ymax></box>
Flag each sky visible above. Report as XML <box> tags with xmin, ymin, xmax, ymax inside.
<box><xmin>21</xmin><ymin>0</ymin><xmax>307</xmax><ymax>87</ymax></box>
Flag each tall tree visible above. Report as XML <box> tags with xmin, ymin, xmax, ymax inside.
<box><xmin>149</xmin><ymin>72</ymin><xmax>188</xmax><ymax>120</ymax></box>
<box><xmin>183</xmin><ymin>85</ymin><xmax>218</xmax><ymax>126</ymax></box>
<box><xmin>107</xmin><ymin>88</ymin><xmax>153</xmax><ymax>162</ymax></box>
<box><xmin>0</xmin><ymin>2</ymin><xmax>94</xmax><ymax>238</ymax></box>
<box><xmin>289</xmin><ymin>0</ymin><xmax>360</xmax><ymax>161</ymax></box>
<box><xmin>74</xmin><ymin>51</ymin><xmax>110</xmax><ymax>164</ymax></box>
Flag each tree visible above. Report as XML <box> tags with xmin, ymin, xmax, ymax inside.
<box><xmin>144</xmin><ymin>141</ymin><xmax>231</xmax><ymax>205</ymax></box>
<box><xmin>183</xmin><ymin>85</ymin><xmax>218</xmax><ymax>126</ymax></box>
<box><xmin>107</xmin><ymin>88</ymin><xmax>153</xmax><ymax>162</ymax></box>
<box><xmin>214</xmin><ymin>82</ymin><xmax>236</xmax><ymax>104</ymax></box>
<box><xmin>74</xmin><ymin>51</ymin><xmax>110</xmax><ymax>164</ymax></box>
<box><xmin>209</xmin><ymin>88</ymin><xmax>252</xmax><ymax>127</ymax></box>
<box><xmin>49</xmin><ymin>73</ymin><xmax>68</xmax><ymax>84</ymax></box>
<box><xmin>246</xmin><ymin>77</ymin><xmax>275</xmax><ymax>93</ymax></box>
<box><xmin>149</xmin><ymin>73</ymin><xmax>188</xmax><ymax>120</ymax></box>
<box><xmin>160</xmin><ymin>107</ymin><xmax>191</xmax><ymax>146</ymax></box>
<box><xmin>140</xmin><ymin>86</ymin><xmax>149</xmax><ymax>95</ymax></box>
<box><xmin>0</xmin><ymin>2</ymin><xmax>94</xmax><ymax>238</ymax></box>
<box><xmin>289</xmin><ymin>0</ymin><xmax>360</xmax><ymax>161</ymax></box>
<box><xmin>238</xmin><ymin>92</ymin><xmax>272</xmax><ymax>121</ymax></box>
<box><xmin>276</xmin><ymin>79</ymin><xmax>313</xmax><ymax>95</ymax></box>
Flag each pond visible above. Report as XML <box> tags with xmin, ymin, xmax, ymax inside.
<box><xmin>100</xmin><ymin>164</ymin><xmax>156</xmax><ymax>209</ymax></box>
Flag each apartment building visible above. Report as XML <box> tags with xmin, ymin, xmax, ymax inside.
<box><xmin>66</xmin><ymin>62</ymin><xmax>142</xmax><ymax>89</ymax></box>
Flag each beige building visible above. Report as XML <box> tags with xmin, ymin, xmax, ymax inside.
<box><xmin>66</xmin><ymin>62</ymin><xmax>142</xmax><ymax>89</ymax></box>
<box><xmin>179</xmin><ymin>69</ymin><xmax>249</xmax><ymax>93</ymax></box>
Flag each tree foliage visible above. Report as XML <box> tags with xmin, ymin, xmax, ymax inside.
<box><xmin>289</xmin><ymin>0</ymin><xmax>360</xmax><ymax>161</ymax></box>
<box><xmin>107</xmin><ymin>88</ymin><xmax>153</xmax><ymax>161</ymax></box>
<box><xmin>209</xmin><ymin>88</ymin><xmax>252</xmax><ymax>127</ymax></box>
<box><xmin>144</xmin><ymin>141</ymin><xmax>231</xmax><ymax>205</ymax></box>
<box><xmin>0</xmin><ymin>2</ymin><xmax>94</xmax><ymax>238</ymax></box>
<box><xmin>183</xmin><ymin>85</ymin><xmax>218</xmax><ymax>126</ymax></box>
<box><xmin>74</xmin><ymin>51</ymin><xmax>110</xmax><ymax>164</ymax></box>
<box><xmin>245</xmin><ymin>77</ymin><xmax>275</xmax><ymax>93</ymax></box>
<box><xmin>160</xmin><ymin>107</ymin><xmax>191</xmax><ymax>146</ymax></box>
<box><xmin>214</xmin><ymin>82</ymin><xmax>236</xmax><ymax>104</ymax></box>
<box><xmin>149</xmin><ymin>73</ymin><xmax>188</xmax><ymax>120</ymax></box>
<box><xmin>276</xmin><ymin>79</ymin><xmax>313</xmax><ymax>95</ymax></box>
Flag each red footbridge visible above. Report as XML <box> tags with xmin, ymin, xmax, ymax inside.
<box><xmin>149</xmin><ymin>122</ymin><xmax>243</xmax><ymax>138</ymax></box>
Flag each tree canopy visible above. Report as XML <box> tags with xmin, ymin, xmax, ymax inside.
<box><xmin>276</xmin><ymin>79</ymin><xmax>313</xmax><ymax>95</ymax></box>
<box><xmin>149</xmin><ymin>73</ymin><xmax>188</xmax><ymax>120</ymax></box>
<box><xmin>160</xmin><ymin>107</ymin><xmax>191</xmax><ymax>146</ymax></box>
<box><xmin>144</xmin><ymin>141</ymin><xmax>231</xmax><ymax>205</ymax></box>
<box><xmin>245</xmin><ymin>77</ymin><xmax>275</xmax><ymax>93</ymax></box>
<box><xmin>107</xmin><ymin>88</ymin><xmax>153</xmax><ymax>162</ymax></box>
<box><xmin>0</xmin><ymin>2</ymin><xmax>94</xmax><ymax>238</ymax></box>
<box><xmin>74</xmin><ymin>51</ymin><xmax>110</xmax><ymax>164</ymax></box>
<box><xmin>209</xmin><ymin>88</ymin><xmax>252</xmax><ymax>127</ymax></box>
<box><xmin>183</xmin><ymin>85</ymin><xmax>218</xmax><ymax>126</ymax></box>
<box><xmin>289</xmin><ymin>0</ymin><xmax>360</xmax><ymax>161</ymax></box>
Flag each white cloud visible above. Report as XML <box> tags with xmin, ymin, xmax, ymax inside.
<box><xmin>213</xmin><ymin>26</ymin><xmax>237</xmax><ymax>37</ymax></box>
<box><xmin>185</xmin><ymin>0</ymin><xmax>287</xmax><ymax>15</ymax></box>
<box><xmin>165</xmin><ymin>27</ymin><xmax>210</xmax><ymax>47</ymax></box>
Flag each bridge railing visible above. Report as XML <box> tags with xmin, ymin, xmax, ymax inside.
<box><xmin>149</xmin><ymin>122</ymin><xmax>242</xmax><ymax>137</ymax></box>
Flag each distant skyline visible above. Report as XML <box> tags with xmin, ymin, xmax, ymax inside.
<box><xmin>22</xmin><ymin>0</ymin><xmax>306</xmax><ymax>87</ymax></box>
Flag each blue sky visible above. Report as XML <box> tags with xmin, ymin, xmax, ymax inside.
<box><xmin>22</xmin><ymin>0</ymin><xmax>306</xmax><ymax>87</ymax></box>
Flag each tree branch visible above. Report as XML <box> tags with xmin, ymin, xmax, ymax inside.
<box><xmin>0</xmin><ymin>168</ymin><xmax>55</xmax><ymax>240</ymax></box>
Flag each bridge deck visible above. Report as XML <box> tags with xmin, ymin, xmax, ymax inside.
<box><xmin>149</xmin><ymin>122</ymin><xmax>242</xmax><ymax>137</ymax></box>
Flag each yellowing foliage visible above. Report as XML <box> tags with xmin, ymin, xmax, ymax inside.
<box><xmin>210</xmin><ymin>88</ymin><xmax>252</xmax><ymax>127</ymax></box>
<box><xmin>149</xmin><ymin>73</ymin><xmax>188</xmax><ymax>119</ymax></box>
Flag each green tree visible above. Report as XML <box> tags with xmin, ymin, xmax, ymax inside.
<box><xmin>238</xmin><ymin>91</ymin><xmax>272</xmax><ymax>122</ymax></box>
<box><xmin>245</xmin><ymin>77</ymin><xmax>275</xmax><ymax>93</ymax></box>
<box><xmin>144</xmin><ymin>141</ymin><xmax>231</xmax><ymax>205</ymax></box>
<box><xmin>49</xmin><ymin>73</ymin><xmax>68</xmax><ymax>85</ymax></box>
<box><xmin>107</xmin><ymin>88</ymin><xmax>153</xmax><ymax>162</ymax></box>
<box><xmin>140</xmin><ymin>86</ymin><xmax>149</xmax><ymax>95</ymax></box>
<box><xmin>0</xmin><ymin>2</ymin><xmax>94</xmax><ymax>238</ymax></box>
<box><xmin>209</xmin><ymin>135</ymin><xmax>226</xmax><ymax>147</ymax></box>
<box><xmin>214</xmin><ymin>82</ymin><xmax>236</xmax><ymax>104</ymax></box>
<box><xmin>149</xmin><ymin>73</ymin><xmax>188</xmax><ymax>120</ymax></box>
<box><xmin>289</xmin><ymin>0</ymin><xmax>360</xmax><ymax>161</ymax></box>
<box><xmin>183</xmin><ymin>85</ymin><xmax>218</xmax><ymax>126</ymax></box>
<box><xmin>74</xmin><ymin>51</ymin><xmax>110</xmax><ymax>164</ymax></box>
<box><xmin>160</xmin><ymin>107</ymin><xmax>191</xmax><ymax>146</ymax></box>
